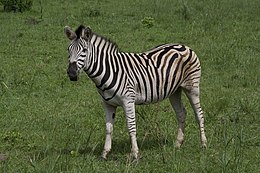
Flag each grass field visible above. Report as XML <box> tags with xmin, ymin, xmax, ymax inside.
<box><xmin>0</xmin><ymin>0</ymin><xmax>259</xmax><ymax>172</ymax></box>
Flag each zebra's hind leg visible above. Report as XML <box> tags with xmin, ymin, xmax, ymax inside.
<box><xmin>101</xmin><ymin>102</ymin><xmax>117</xmax><ymax>160</ymax></box>
<box><xmin>123</xmin><ymin>101</ymin><xmax>140</xmax><ymax>160</ymax></box>
<box><xmin>183</xmin><ymin>85</ymin><xmax>207</xmax><ymax>148</ymax></box>
<box><xmin>169</xmin><ymin>88</ymin><xmax>187</xmax><ymax>148</ymax></box>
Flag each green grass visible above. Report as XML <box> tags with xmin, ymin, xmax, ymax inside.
<box><xmin>0</xmin><ymin>0</ymin><xmax>259</xmax><ymax>172</ymax></box>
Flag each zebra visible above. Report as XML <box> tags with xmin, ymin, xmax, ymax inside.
<box><xmin>64</xmin><ymin>25</ymin><xmax>207</xmax><ymax>160</ymax></box>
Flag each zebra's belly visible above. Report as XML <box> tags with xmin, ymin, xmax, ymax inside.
<box><xmin>98</xmin><ymin>82</ymin><xmax>178</xmax><ymax>106</ymax></box>
<box><xmin>99</xmin><ymin>89</ymin><xmax>165</xmax><ymax>106</ymax></box>
<box><xmin>134</xmin><ymin>93</ymin><xmax>165</xmax><ymax>105</ymax></box>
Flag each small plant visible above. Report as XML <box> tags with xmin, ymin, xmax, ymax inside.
<box><xmin>1</xmin><ymin>0</ymin><xmax>33</xmax><ymax>12</ymax></box>
<box><xmin>1</xmin><ymin>131</ymin><xmax>24</xmax><ymax>146</ymax></box>
<box><xmin>141</xmin><ymin>16</ymin><xmax>155</xmax><ymax>28</ymax></box>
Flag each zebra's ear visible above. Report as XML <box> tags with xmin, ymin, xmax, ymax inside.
<box><xmin>64</xmin><ymin>26</ymin><xmax>76</xmax><ymax>40</ymax></box>
<box><xmin>83</xmin><ymin>26</ymin><xmax>92</xmax><ymax>40</ymax></box>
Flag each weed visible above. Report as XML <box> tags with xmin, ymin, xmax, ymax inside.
<box><xmin>141</xmin><ymin>17</ymin><xmax>155</xmax><ymax>28</ymax></box>
<box><xmin>87</xmin><ymin>9</ymin><xmax>101</xmax><ymax>17</ymax></box>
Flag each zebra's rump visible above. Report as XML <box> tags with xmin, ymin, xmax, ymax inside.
<box><xmin>126</xmin><ymin>44</ymin><xmax>201</xmax><ymax>104</ymax></box>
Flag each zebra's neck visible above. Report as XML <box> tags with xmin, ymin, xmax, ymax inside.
<box><xmin>84</xmin><ymin>34</ymin><xmax>122</xmax><ymax>84</ymax></box>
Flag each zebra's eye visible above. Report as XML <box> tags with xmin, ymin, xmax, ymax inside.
<box><xmin>83</xmin><ymin>48</ymin><xmax>87</xmax><ymax>52</ymax></box>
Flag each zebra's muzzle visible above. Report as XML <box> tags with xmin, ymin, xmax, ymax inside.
<box><xmin>67</xmin><ymin>62</ymin><xmax>78</xmax><ymax>81</ymax></box>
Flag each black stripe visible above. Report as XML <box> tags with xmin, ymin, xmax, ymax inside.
<box><xmin>169</xmin><ymin>51</ymin><xmax>192</xmax><ymax>93</ymax></box>
<box><xmin>87</xmin><ymin>43</ymin><xmax>102</xmax><ymax>76</ymax></box>
<box><xmin>102</xmin><ymin>71</ymin><xmax>124</xmax><ymax>101</ymax></box>
<box><xmin>123</xmin><ymin>53</ymin><xmax>148</xmax><ymax>100</ymax></box>
<box><xmin>146</xmin><ymin>48</ymin><xmax>163</xmax><ymax>59</ymax></box>
<box><xmin>84</xmin><ymin>46</ymin><xmax>95</xmax><ymax>72</ymax></box>
<box><xmin>130</xmin><ymin>54</ymin><xmax>147</xmax><ymax>95</ymax></box>
<box><xmin>155</xmin><ymin>64</ymin><xmax>160</xmax><ymax>101</ymax></box>
<box><xmin>173</xmin><ymin>45</ymin><xmax>186</xmax><ymax>52</ymax></box>
<box><xmin>147</xmin><ymin>68</ymin><xmax>154</xmax><ymax>102</ymax></box>
<box><xmin>90</xmin><ymin>42</ymin><xmax>107</xmax><ymax>78</ymax></box>
<box><xmin>97</xmin><ymin>49</ymin><xmax>111</xmax><ymax>88</ymax></box>
<box><xmin>101</xmin><ymin>54</ymin><xmax>120</xmax><ymax>91</ymax></box>
<box><xmin>156</xmin><ymin>46</ymin><xmax>173</xmax><ymax>68</ymax></box>
<box><xmin>163</xmin><ymin>53</ymin><xmax>179</xmax><ymax>98</ymax></box>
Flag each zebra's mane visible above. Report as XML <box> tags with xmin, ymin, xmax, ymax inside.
<box><xmin>93</xmin><ymin>33</ymin><xmax>119</xmax><ymax>51</ymax></box>
<box><xmin>75</xmin><ymin>25</ymin><xmax>119</xmax><ymax>51</ymax></box>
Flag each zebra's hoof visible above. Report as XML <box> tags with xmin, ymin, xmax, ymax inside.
<box><xmin>100</xmin><ymin>150</ymin><xmax>110</xmax><ymax>161</ymax></box>
<box><xmin>201</xmin><ymin>143</ymin><xmax>207</xmax><ymax>149</ymax></box>
<box><xmin>100</xmin><ymin>155</ymin><xmax>107</xmax><ymax>161</ymax></box>
<box><xmin>130</xmin><ymin>152</ymin><xmax>141</xmax><ymax>162</ymax></box>
<box><xmin>175</xmin><ymin>141</ymin><xmax>183</xmax><ymax>149</ymax></box>
<box><xmin>131</xmin><ymin>155</ymin><xmax>141</xmax><ymax>164</ymax></box>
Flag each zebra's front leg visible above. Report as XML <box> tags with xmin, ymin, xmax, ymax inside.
<box><xmin>101</xmin><ymin>102</ymin><xmax>117</xmax><ymax>160</ymax></box>
<box><xmin>123</xmin><ymin>102</ymin><xmax>139</xmax><ymax>160</ymax></box>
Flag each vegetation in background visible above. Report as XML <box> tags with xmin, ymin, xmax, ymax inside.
<box><xmin>0</xmin><ymin>0</ymin><xmax>33</xmax><ymax>12</ymax></box>
<box><xmin>0</xmin><ymin>0</ymin><xmax>259</xmax><ymax>172</ymax></box>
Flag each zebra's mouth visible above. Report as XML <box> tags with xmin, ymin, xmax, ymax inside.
<box><xmin>69</xmin><ymin>76</ymin><xmax>78</xmax><ymax>81</ymax></box>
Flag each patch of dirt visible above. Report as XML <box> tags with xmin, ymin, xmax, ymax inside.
<box><xmin>0</xmin><ymin>153</ymin><xmax>8</xmax><ymax>162</ymax></box>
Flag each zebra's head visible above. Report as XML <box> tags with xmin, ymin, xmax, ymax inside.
<box><xmin>64</xmin><ymin>25</ymin><xmax>92</xmax><ymax>81</ymax></box>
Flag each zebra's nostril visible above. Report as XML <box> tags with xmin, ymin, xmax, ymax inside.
<box><xmin>67</xmin><ymin>62</ymin><xmax>78</xmax><ymax>81</ymax></box>
<box><xmin>68</xmin><ymin>62</ymin><xmax>77</xmax><ymax>70</ymax></box>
